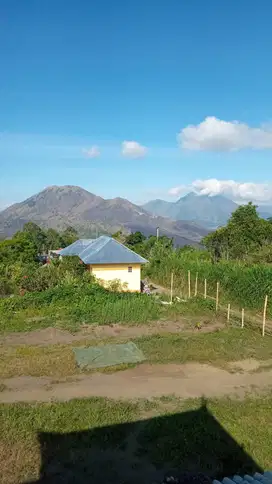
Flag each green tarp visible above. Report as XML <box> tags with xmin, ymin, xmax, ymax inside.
<box><xmin>73</xmin><ymin>342</ymin><xmax>145</xmax><ymax>369</ymax></box>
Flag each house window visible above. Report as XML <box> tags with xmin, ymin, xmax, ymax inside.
<box><xmin>128</xmin><ymin>266</ymin><xmax>132</xmax><ymax>273</ymax></box>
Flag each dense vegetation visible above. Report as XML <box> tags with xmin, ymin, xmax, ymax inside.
<box><xmin>0</xmin><ymin>223</ymin><xmax>78</xmax><ymax>295</ymax></box>
<box><xmin>203</xmin><ymin>202</ymin><xmax>272</xmax><ymax>263</ymax></box>
<box><xmin>0</xmin><ymin>226</ymin><xmax>164</xmax><ymax>331</ymax></box>
<box><xmin>115</xmin><ymin>204</ymin><xmax>272</xmax><ymax>316</ymax></box>
<box><xmin>0</xmin><ymin>202</ymin><xmax>271</xmax><ymax>327</ymax></box>
<box><xmin>0</xmin><ymin>223</ymin><xmax>185</xmax><ymax>332</ymax></box>
<box><xmin>0</xmin><ymin>283</ymin><xmax>163</xmax><ymax>332</ymax></box>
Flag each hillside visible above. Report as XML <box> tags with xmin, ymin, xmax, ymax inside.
<box><xmin>143</xmin><ymin>192</ymin><xmax>272</xmax><ymax>228</ymax></box>
<box><xmin>0</xmin><ymin>185</ymin><xmax>208</xmax><ymax>245</ymax></box>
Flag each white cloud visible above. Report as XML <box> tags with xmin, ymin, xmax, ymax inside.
<box><xmin>192</xmin><ymin>179</ymin><xmax>272</xmax><ymax>202</ymax></box>
<box><xmin>168</xmin><ymin>185</ymin><xmax>188</xmax><ymax>196</ymax></box>
<box><xmin>169</xmin><ymin>179</ymin><xmax>272</xmax><ymax>202</ymax></box>
<box><xmin>178</xmin><ymin>116</ymin><xmax>272</xmax><ymax>151</ymax></box>
<box><xmin>121</xmin><ymin>140</ymin><xmax>147</xmax><ymax>158</ymax></box>
<box><xmin>82</xmin><ymin>145</ymin><xmax>100</xmax><ymax>158</ymax></box>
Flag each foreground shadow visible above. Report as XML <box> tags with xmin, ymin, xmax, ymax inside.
<box><xmin>28</xmin><ymin>401</ymin><xmax>262</xmax><ymax>484</ymax></box>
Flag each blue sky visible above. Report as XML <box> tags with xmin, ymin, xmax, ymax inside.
<box><xmin>1</xmin><ymin>0</ymin><xmax>272</xmax><ymax>208</ymax></box>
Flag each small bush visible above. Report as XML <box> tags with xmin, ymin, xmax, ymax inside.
<box><xmin>59</xmin><ymin>256</ymin><xmax>86</xmax><ymax>277</ymax></box>
<box><xmin>20</xmin><ymin>265</ymin><xmax>59</xmax><ymax>292</ymax></box>
<box><xmin>15</xmin><ymin>257</ymin><xmax>89</xmax><ymax>294</ymax></box>
<box><xmin>100</xmin><ymin>278</ymin><xmax>129</xmax><ymax>292</ymax></box>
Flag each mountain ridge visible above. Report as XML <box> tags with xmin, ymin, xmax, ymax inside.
<box><xmin>0</xmin><ymin>186</ymin><xmax>208</xmax><ymax>246</ymax></box>
<box><xmin>142</xmin><ymin>192</ymin><xmax>272</xmax><ymax>228</ymax></box>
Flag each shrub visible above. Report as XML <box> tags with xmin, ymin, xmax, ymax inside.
<box><xmin>99</xmin><ymin>278</ymin><xmax>129</xmax><ymax>292</ymax></box>
<box><xmin>15</xmin><ymin>257</ymin><xmax>89</xmax><ymax>294</ymax></box>
<box><xmin>58</xmin><ymin>256</ymin><xmax>86</xmax><ymax>277</ymax></box>
<box><xmin>19</xmin><ymin>265</ymin><xmax>60</xmax><ymax>292</ymax></box>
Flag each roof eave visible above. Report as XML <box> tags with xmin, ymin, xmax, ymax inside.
<box><xmin>80</xmin><ymin>258</ymin><xmax>149</xmax><ymax>265</ymax></box>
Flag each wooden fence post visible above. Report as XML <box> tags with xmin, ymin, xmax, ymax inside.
<box><xmin>194</xmin><ymin>272</ymin><xmax>198</xmax><ymax>297</ymax></box>
<box><xmin>262</xmin><ymin>295</ymin><xmax>268</xmax><ymax>337</ymax></box>
<box><xmin>204</xmin><ymin>279</ymin><xmax>207</xmax><ymax>299</ymax></box>
<box><xmin>170</xmin><ymin>272</ymin><xmax>174</xmax><ymax>304</ymax></box>
<box><xmin>241</xmin><ymin>308</ymin><xmax>245</xmax><ymax>328</ymax></box>
<box><xmin>227</xmin><ymin>303</ymin><xmax>230</xmax><ymax>323</ymax></box>
<box><xmin>216</xmin><ymin>282</ymin><xmax>219</xmax><ymax>312</ymax></box>
<box><xmin>188</xmin><ymin>270</ymin><xmax>191</xmax><ymax>298</ymax></box>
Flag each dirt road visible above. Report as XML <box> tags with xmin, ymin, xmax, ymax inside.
<box><xmin>0</xmin><ymin>321</ymin><xmax>223</xmax><ymax>346</ymax></box>
<box><xmin>1</xmin><ymin>361</ymin><xmax>272</xmax><ymax>404</ymax></box>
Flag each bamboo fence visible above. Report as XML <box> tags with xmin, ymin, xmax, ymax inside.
<box><xmin>168</xmin><ymin>271</ymin><xmax>271</xmax><ymax>337</ymax></box>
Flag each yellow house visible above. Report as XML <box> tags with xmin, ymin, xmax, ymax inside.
<box><xmin>60</xmin><ymin>236</ymin><xmax>148</xmax><ymax>292</ymax></box>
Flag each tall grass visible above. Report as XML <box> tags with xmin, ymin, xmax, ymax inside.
<box><xmin>146</xmin><ymin>250</ymin><xmax>272</xmax><ymax>316</ymax></box>
<box><xmin>0</xmin><ymin>282</ymin><xmax>162</xmax><ymax>332</ymax></box>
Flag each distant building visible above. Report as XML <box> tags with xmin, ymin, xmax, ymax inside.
<box><xmin>59</xmin><ymin>236</ymin><xmax>148</xmax><ymax>292</ymax></box>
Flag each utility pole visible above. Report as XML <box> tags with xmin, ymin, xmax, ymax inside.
<box><xmin>156</xmin><ymin>226</ymin><xmax>159</xmax><ymax>241</ymax></box>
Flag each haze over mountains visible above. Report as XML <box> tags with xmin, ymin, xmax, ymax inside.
<box><xmin>143</xmin><ymin>192</ymin><xmax>272</xmax><ymax>228</ymax></box>
<box><xmin>0</xmin><ymin>186</ymin><xmax>208</xmax><ymax>246</ymax></box>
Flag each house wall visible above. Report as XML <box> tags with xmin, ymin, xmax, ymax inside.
<box><xmin>88</xmin><ymin>263</ymin><xmax>141</xmax><ymax>292</ymax></box>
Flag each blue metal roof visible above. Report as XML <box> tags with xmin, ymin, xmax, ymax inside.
<box><xmin>213</xmin><ymin>471</ymin><xmax>272</xmax><ymax>484</ymax></box>
<box><xmin>60</xmin><ymin>236</ymin><xmax>148</xmax><ymax>265</ymax></box>
<box><xmin>59</xmin><ymin>239</ymin><xmax>95</xmax><ymax>256</ymax></box>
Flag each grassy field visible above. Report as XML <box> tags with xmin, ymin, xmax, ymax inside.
<box><xmin>1</xmin><ymin>281</ymin><xmax>268</xmax><ymax>338</ymax></box>
<box><xmin>1</xmin><ymin>281</ymin><xmax>271</xmax><ymax>483</ymax></box>
<box><xmin>1</xmin><ymin>394</ymin><xmax>271</xmax><ymax>483</ymax></box>
<box><xmin>0</xmin><ymin>285</ymin><xmax>162</xmax><ymax>332</ymax></box>
<box><xmin>1</xmin><ymin>328</ymin><xmax>272</xmax><ymax>378</ymax></box>
<box><xmin>0</xmin><ymin>284</ymin><xmax>218</xmax><ymax>334</ymax></box>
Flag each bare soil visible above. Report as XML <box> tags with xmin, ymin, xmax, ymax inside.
<box><xmin>1</xmin><ymin>361</ymin><xmax>272</xmax><ymax>403</ymax></box>
<box><xmin>227</xmin><ymin>358</ymin><xmax>272</xmax><ymax>372</ymax></box>
<box><xmin>0</xmin><ymin>321</ymin><xmax>224</xmax><ymax>346</ymax></box>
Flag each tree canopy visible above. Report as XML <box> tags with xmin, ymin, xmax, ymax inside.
<box><xmin>0</xmin><ymin>224</ymin><xmax>79</xmax><ymax>265</ymax></box>
<box><xmin>203</xmin><ymin>202</ymin><xmax>272</xmax><ymax>262</ymax></box>
<box><xmin>61</xmin><ymin>226</ymin><xmax>78</xmax><ymax>247</ymax></box>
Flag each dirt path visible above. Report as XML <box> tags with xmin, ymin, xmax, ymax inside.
<box><xmin>1</xmin><ymin>361</ymin><xmax>272</xmax><ymax>403</ymax></box>
<box><xmin>0</xmin><ymin>321</ymin><xmax>223</xmax><ymax>346</ymax></box>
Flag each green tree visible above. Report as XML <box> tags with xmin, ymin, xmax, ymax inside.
<box><xmin>46</xmin><ymin>229</ymin><xmax>64</xmax><ymax>250</ymax></box>
<box><xmin>112</xmin><ymin>230</ymin><xmax>127</xmax><ymax>243</ymax></box>
<box><xmin>61</xmin><ymin>226</ymin><xmax>78</xmax><ymax>246</ymax></box>
<box><xmin>228</xmin><ymin>203</ymin><xmax>267</xmax><ymax>259</ymax></box>
<box><xmin>203</xmin><ymin>202</ymin><xmax>272</xmax><ymax>261</ymax></box>
<box><xmin>0</xmin><ymin>231</ymin><xmax>37</xmax><ymax>264</ymax></box>
<box><xmin>22</xmin><ymin>222</ymin><xmax>47</xmax><ymax>253</ymax></box>
<box><xmin>125</xmin><ymin>231</ymin><xmax>146</xmax><ymax>247</ymax></box>
<box><xmin>203</xmin><ymin>226</ymin><xmax>230</xmax><ymax>262</ymax></box>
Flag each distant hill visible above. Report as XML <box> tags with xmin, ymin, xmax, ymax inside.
<box><xmin>0</xmin><ymin>185</ymin><xmax>208</xmax><ymax>246</ymax></box>
<box><xmin>143</xmin><ymin>192</ymin><xmax>272</xmax><ymax>228</ymax></box>
<box><xmin>258</xmin><ymin>208</ymin><xmax>272</xmax><ymax>220</ymax></box>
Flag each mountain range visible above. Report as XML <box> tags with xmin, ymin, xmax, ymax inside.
<box><xmin>1</xmin><ymin>186</ymin><xmax>271</xmax><ymax>246</ymax></box>
<box><xmin>142</xmin><ymin>193</ymin><xmax>272</xmax><ymax>228</ymax></box>
<box><xmin>0</xmin><ymin>186</ymin><xmax>209</xmax><ymax>246</ymax></box>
